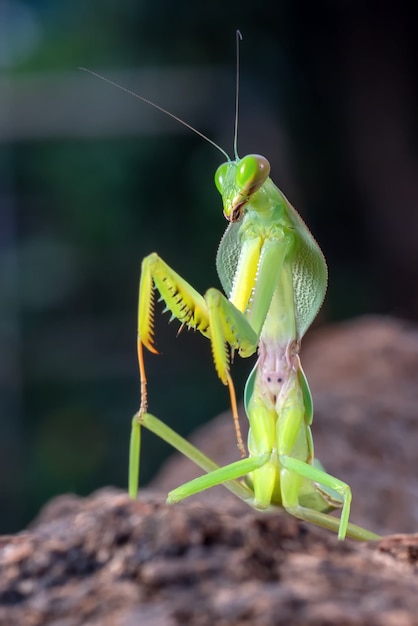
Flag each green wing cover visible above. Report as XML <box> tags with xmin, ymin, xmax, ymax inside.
<box><xmin>216</xmin><ymin>222</ymin><xmax>242</xmax><ymax>297</ymax></box>
<box><xmin>282</xmin><ymin>193</ymin><xmax>328</xmax><ymax>339</ymax></box>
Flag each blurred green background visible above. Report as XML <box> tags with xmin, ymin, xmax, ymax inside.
<box><xmin>0</xmin><ymin>1</ymin><xmax>417</xmax><ymax>532</ymax></box>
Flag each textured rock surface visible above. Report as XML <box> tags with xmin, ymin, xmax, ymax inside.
<box><xmin>1</xmin><ymin>316</ymin><xmax>418</xmax><ymax>625</ymax></box>
<box><xmin>1</xmin><ymin>491</ymin><xmax>418</xmax><ymax>625</ymax></box>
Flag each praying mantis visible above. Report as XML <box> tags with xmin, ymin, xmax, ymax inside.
<box><xmin>82</xmin><ymin>51</ymin><xmax>380</xmax><ymax>542</ymax></box>
<box><xmin>131</xmin><ymin>150</ymin><xmax>380</xmax><ymax>540</ymax></box>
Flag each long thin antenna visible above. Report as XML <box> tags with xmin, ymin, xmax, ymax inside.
<box><xmin>233</xmin><ymin>30</ymin><xmax>243</xmax><ymax>160</ymax></box>
<box><xmin>79</xmin><ymin>67</ymin><xmax>230</xmax><ymax>161</ymax></box>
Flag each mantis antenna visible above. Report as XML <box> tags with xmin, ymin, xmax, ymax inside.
<box><xmin>233</xmin><ymin>30</ymin><xmax>243</xmax><ymax>160</ymax></box>
<box><xmin>78</xmin><ymin>67</ymin><xmax>231</xmax><ymax>161</ymax></box>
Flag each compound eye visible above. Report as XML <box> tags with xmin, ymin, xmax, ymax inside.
<box><xmin>214</xmin><ymin>162</ymin><xmax>230</xmax><ymax>194</ymax></box>
<box><xmin>236</xmin><ymin>155</ymin><xmax>270</xmax><ymax>195</ymax></box>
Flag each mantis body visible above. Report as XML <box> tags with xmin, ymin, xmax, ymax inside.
<box><xmin>130</xmin><ymin>151</ymin><xmax>380</xmax><ymax>541</ymax></box>
<box><xmin>98</xmin><ymin>56</ymin><xmax>381</xmax><ymax>541</ymax></box>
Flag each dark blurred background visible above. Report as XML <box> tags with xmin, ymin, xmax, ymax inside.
<box><xmin>0</xmin><ymin>1</ymin><xmax>417</xmax><ymax>533</ymax></box>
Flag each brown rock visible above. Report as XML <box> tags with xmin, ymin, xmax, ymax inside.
<box><xmin>1</xmin><ymin>489</ymin><xmax>418</xmax><ymax>625</ymax></box>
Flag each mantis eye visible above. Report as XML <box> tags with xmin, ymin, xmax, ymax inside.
<box><xmin>215</xmin><ymin>162</ymin><xmax>230</xmax><ymax>193</ymax></box>
<box><xmin>236</xmin><ymin>155</ymin><xmax>270</xmax><ymax>195</ymax></box>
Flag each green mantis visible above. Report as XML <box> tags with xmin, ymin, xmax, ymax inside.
<box><xmin>103</xmin><ymin>59</ymin><xmax>381</xmax><ymax>542</ymax></box>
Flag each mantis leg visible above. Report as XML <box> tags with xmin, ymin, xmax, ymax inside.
<box><xmin>129</xmin><ymin>411</ymin><xmax>255</xmax><ymax>502</ymax></box>
<box><xmin>138</xmin><ymin>253</ymin><xmax>257</xmax><ymax>365</ymax></box>
<box><xmin>279</xmin><ymin>455</ymin><xmax>357</xmax><ymax>540</ymax></box>
<box><xmin>136</xmin><ymin>253</ymin><xmax>258</xmax><ymax>460</ymax></box>
<box><xmin>167</xmin><ymin>454</ymin><xmax>270</xmax><ymax>504</ymax></box>
<box><xmin>281</xmin><ymin>461</ymin><xmax>380</xmax><ymax>540</ymax></box>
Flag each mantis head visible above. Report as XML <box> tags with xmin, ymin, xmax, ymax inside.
<box><xmin>215</xmin><ymin>154</ymin><xmax>271</xmax><ymax>222</ymax></box>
